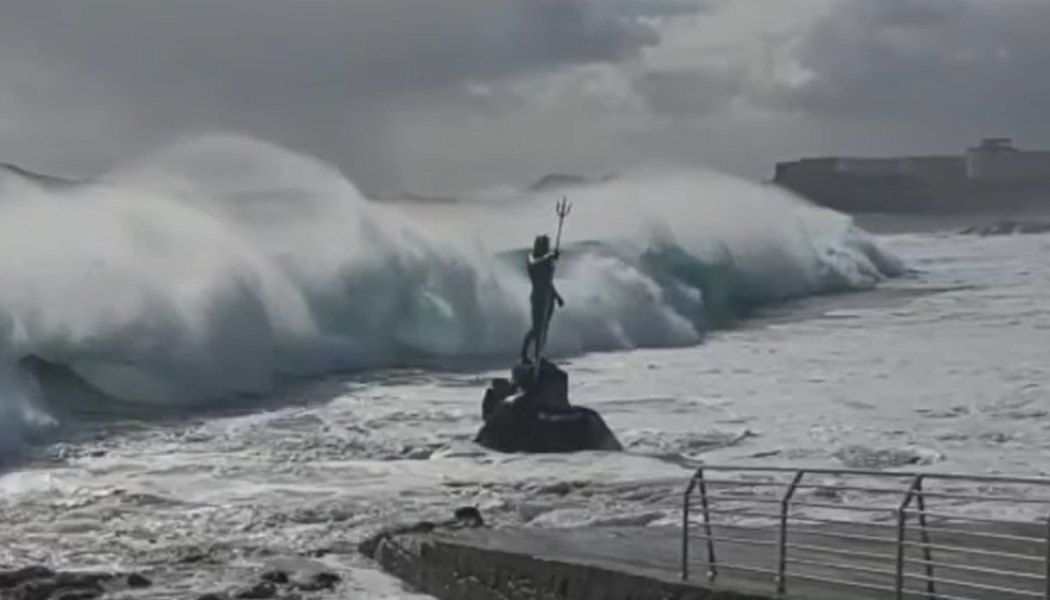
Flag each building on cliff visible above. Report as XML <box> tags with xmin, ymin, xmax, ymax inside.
<box><xmin>773</xmin><ymin>138</ymin><xmax>1050</xmax><ymax>213</ymax></box>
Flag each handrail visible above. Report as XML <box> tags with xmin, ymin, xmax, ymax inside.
<box><xmin>681</xmin><ymin>465</ymin><xmax>1050</xmax><ymax>599</ymax></box>
<box><xmin>777</xmin><ymin>471</ymin><xmax>805</xmax><ymax>593</ymax></box>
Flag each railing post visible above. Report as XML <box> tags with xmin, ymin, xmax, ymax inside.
<box><xmin>895</xmin><ymin>475</ymin><xmax>923</xmax><ymax>600</ymax></box>
<box><xmin>1044</xmin><ymin>508</ymin><xmax>1050</xmax><ymax>600</ymax></box>
<box><xmin>912</xmin><ymin>475</ymin><xmax>936</xmax><ymax>600</ymax></box>
<box><xmin>776</xmin><ymin>470</ymin><xmax>806</xmax><ymax>594</ymax></box>
<box><xmin>681</xmin><ymin>475</ymin><xmax>696</xmax><ymax>581</ymax></box>
<box><xmin>697</xmin><ymin>468</ymin><xmax>718</xmax><ymax>581</ymax></box>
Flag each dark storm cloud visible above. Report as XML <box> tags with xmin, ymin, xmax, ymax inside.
<box><xmin>634</xmin><ymin>68</ymin><xmax>745</xmax><ymax>118</ymax></box>
<box><xmin>0</xmin><ymin>0</ymin><xmax>662</xmax><ymax>96</ymax></box>
<box><xmin>0</xmin><ymin>0</ymin><xmax>671</xmax><ymax>186</ymax></box>
<box><xmin>613</xmin><ymin>0</ymin><xmax>722</xmax><ymax>19</ymax></box>
<box><xmin>8</xmin><ymin>0</ymin><xmax>1048</xmax><ymax>191</ymax></box>
<box><xmin>414</xmin><ymin>0</ymin><xmax>1050</xmax><ymax>188</ymax></box>
<box><xmin>762</xmin><ymin>0</ymin><xmax>1050</xmax><ymax>140</ymax></box>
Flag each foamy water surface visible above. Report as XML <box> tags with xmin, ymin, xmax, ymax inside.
<box><xmin>0</xmin><ymin>140</ymin><xmax>1048</xmax><ymax>597</ymax></box>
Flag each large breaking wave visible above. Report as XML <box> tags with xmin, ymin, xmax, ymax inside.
<box><xmin>0</xmin><ymin>135</ymin><xmax>904</xmax><ymax>460</ymax></box>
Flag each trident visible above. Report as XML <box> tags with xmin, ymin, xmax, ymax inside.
<box><xmin>553</xmin><ymin>196</ymin><xmax>572</xmax><ymax>251</ymax></box>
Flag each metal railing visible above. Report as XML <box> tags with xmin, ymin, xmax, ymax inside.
<box><xmin>680</xmin><ymin>466</ymin><xmax>1050</xmax><ymax>600</ymax></box>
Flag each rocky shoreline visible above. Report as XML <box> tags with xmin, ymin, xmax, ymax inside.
<box><xmin>0</xmin><ymin>566</ymin><xmax>152</xmax><ymax>600</ymax></box>
<box><xmin>0</xmin><ymin>562</ymin><xmax>342</xmax><ymax>600</ymax></box>
<box><xmin>959</xmin><ymin>219</ymin><xmax>1050</xmax><ymax>236</ymax></box>
<box><xmin>0</xmin><ymin>507</ymin><xmax>481</xmax><ymax>600</ymax></box>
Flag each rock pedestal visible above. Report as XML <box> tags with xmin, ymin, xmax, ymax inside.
<box><xmin>475</xmin><ymin>359</ymin><xmax>622</xmax><ymax>454</ymax></box>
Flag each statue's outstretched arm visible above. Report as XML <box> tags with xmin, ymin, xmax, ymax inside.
<box><xmin>527</xmin><ymin>250</ymin><xmax>559</xmax><ymax>266</ymax></box>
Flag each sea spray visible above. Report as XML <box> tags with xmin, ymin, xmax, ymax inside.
<box><xmin>0</xmin><ymin>134</ymin><xmax>904</xmax><ymax>461</ymax></box>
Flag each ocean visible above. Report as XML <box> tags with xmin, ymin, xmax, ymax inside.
<box><xmin>0</xmin><ymin>134</ymin><xmax>1046</xmax><ymax>598</ymax></box>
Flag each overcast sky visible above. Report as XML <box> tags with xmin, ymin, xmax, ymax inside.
<box><xmin>1</xmin><ymin>0</ymin><xmax>1048</xmax><ymax>193</ymax></box>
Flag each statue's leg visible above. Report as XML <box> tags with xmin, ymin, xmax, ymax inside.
<box><xmin>520</xmin><ymin>329</ymin><xmax>534</xmax><ymax>363</ymax></box>
<box><xmin>530</xmin><ymin>293</ymin><xmax>547</xmax><ymax>360</ymax></box>
<box><xmin>536</xmin><ymin>292</ymin><xmax>558</xmax><ymax>357</ymax></box>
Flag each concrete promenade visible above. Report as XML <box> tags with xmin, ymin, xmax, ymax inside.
<box><xmin>361</xmin><ymin>519</ymin><xmax>1046</xmax><ymax>600</ymax></box>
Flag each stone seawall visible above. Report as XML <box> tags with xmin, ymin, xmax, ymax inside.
<box><xmin>360</xmin><ymin>521</ymin><xmax>770</xmax><ymax>600</ymax></box>
<box><xmin>367</xmin><ymin>531</ymin><xmax>766</xmax><ymax>600</ymax></box>
<box><xmin>360</xmin><ymin>516</ymin><xmax>1047</xmax><ymax>600</ymax></box>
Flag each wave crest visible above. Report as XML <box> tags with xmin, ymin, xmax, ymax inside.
<box><xmin>0</xmin><ymin>134</ymin><xmax>904</xmax><ymax>460</ymax></box>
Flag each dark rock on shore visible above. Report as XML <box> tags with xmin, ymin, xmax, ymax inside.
<box><xmin>0</xmin><ymin>566</ymin><xmax>152</xmax><ymax>600</ymax></box>
<box><xmin>125</xmin><ymin>573</ymin><xmax>152</xmax><ymax>589</ymax></box>
<box><xmin>259</xmin><ymin>571</ymin><xmax>290</xmax><ymax>585</ymax></box>
<box><xmin>196</xmin><ymin>557</ymin><xmax>343</xmax><ymax>600</ymax></box>
<box><xmin>960</xmin><ymin>220</ymin><xmax>1050</xmax><ymax>236</ymax></box>
<box><xmin>234</xmin><ymin>581</ymin><xmax>279</xmax><ymax>599</ymax></box>
<box><xmin>359</xmin><ymin>506</ymin><xmax>488</xmax><ymax>560</ymax></box>
<box><xmin>477</xmin><ymin>403</ymin><xmax>623</xmax><ymax>453</ymax></box>
<box><xmin>292</xmin><ymin>571</ymin><xmax>341</xmax><ymax>592</ymax></box>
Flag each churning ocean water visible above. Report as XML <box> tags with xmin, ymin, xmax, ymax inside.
<box><xmin>0</xmin><ymin>134</ymin><xmax>1046</xmax><ymax>598</ymax></box>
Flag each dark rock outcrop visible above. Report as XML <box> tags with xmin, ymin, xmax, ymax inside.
<box><xmin>475</xmin><ymin>359</ymin><xmax>622</xmax><ymax>454</ymax></box>
<box><xmin>959</xmin><ymin>220</ymin><xmax>1050</xmax><ymax>236</ymax></box>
